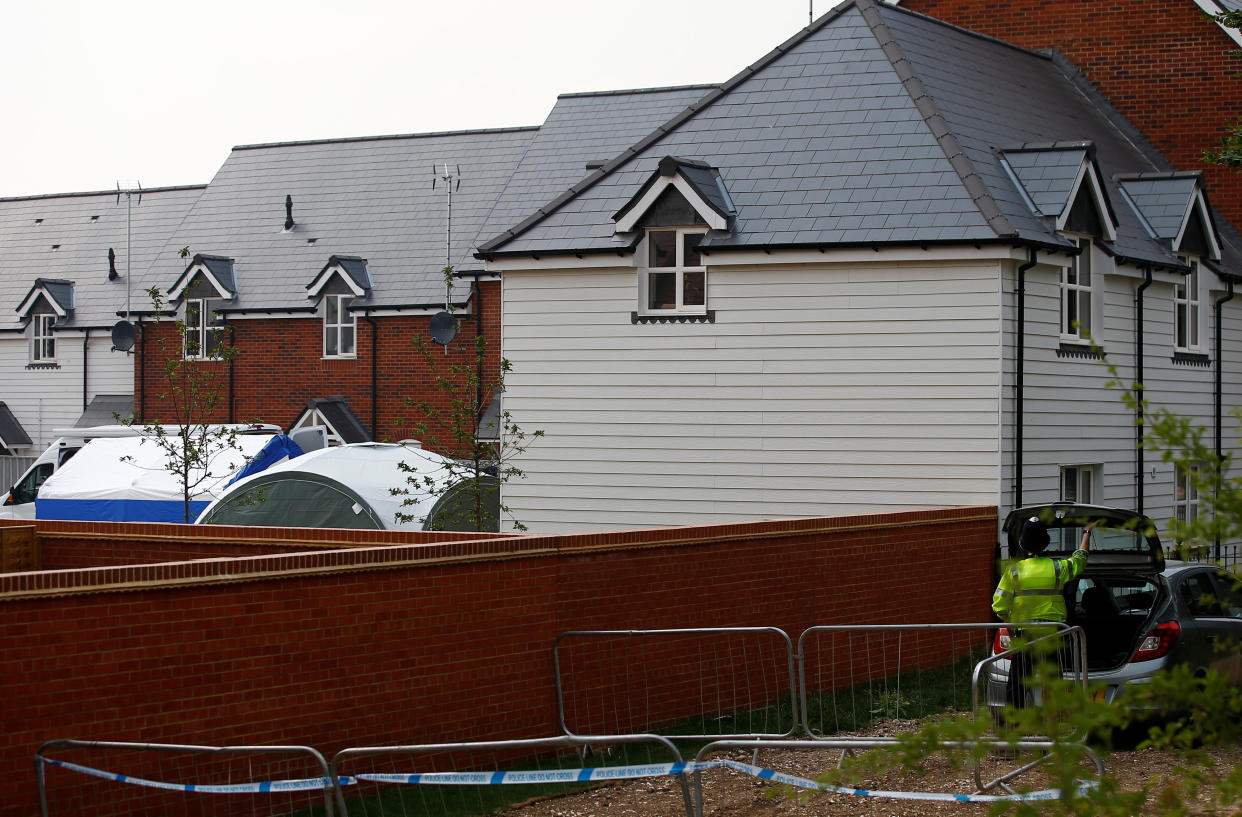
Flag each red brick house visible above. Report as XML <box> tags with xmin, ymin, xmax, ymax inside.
<box><xmin>893</xmin><ymin>0</ymin><xmax>1242</xmax><ymax>227</ymax></box>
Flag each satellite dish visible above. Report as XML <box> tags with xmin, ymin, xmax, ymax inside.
<box><xmin>429</xmin><ymin>311</ymin><xmax>457</xmax><ymax>346</ymax></box>
<box><xmin>111</xmin><ymin>320</ymin><xmax>135</xmax><ymax>352</ymax></box>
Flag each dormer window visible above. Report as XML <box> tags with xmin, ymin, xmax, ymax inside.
<box><xmin>184</xmin><ymin>299</ymin><xmax>225</xmax><ymax>360</ymax></box>
<box><xmin>1175</xmin><ymin>257</ymin><xmax>1203</xmax><ymax>353</ymax></box>
<box><xmin>1061</xmin><ymin>236</ymin><xmax>1093</xmax><ymax>341</ymax></box>
<box><xmin>324</xmin><ymin>294</ymin><xmax>356</xmax><ymax>358</ymax></box>
<box><xmin>31</xmin><ymin>314</ymin><xmax>56</xmax><ymax>362</ymax></box>
<box><xmin>643</xmin><ymin>228</ymin><xmax>706</xmax><ymax>313</ymax></box>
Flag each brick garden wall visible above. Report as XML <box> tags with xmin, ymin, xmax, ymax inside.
<box><xmin>900</xmin><ymin>0</ymin><xmax>1242</xmax><ymax>228</ymax></box>
<box><xmin>135</xmin><ymin>279</ymin><xmax>502</xmax><ymax>453</ymax></box>
<box><xmin>0</xmin><ymin>505</ymin><xmax>997</xmax><ymax>817</ymax></box>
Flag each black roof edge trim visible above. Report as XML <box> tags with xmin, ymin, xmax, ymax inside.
<box><xmin>557</xmin><ymin>83</ymin><xmax>721</xmax><ymax>100</ymax></box>
<box><xmin>215</xmin><ymin>306</ymin><xmax>319</xmax><ymax>315</ymax></box>
<box><xmin>351</xmin><ymin>300</ymin><xmax>471</xmax><ymax>312</ymax></box>
<box><xmin>116</xmin><ymin>309</ymin><xmax>177</xmax><ymax>318</ymax></box>
<box><xmin>480</xmin><ymin>236</ymin><xmax>1071</xmax><ymax>261</ymax></box>
<box><xmin>232</xmin><ymin>125</ymin><xmax>540</xmax><ymax>152</ymax></box>
<box><xmin>0</xmin><ymin>184</ymin><xmax>207</xmax><ymax>204</ymax></box>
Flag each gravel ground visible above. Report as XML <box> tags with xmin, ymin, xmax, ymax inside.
<box><xmin>491</xmin><ymin>719</ymin><xmax>1242</xmax><ymax>817</ymax></box>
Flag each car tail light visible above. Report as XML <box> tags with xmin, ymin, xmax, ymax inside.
<box><xmin>1131</xmin><ymin>621</ymin><xmax>1180</xmax><ymax>662</ymax></box>
<box><xmin>993</xmin><ymin>627</ymin><xmax>1011</xmax><ymax>654</ymax></box>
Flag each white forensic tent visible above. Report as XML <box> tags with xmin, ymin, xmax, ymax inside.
<box><xmin>195</xmin><ymin>443</ymin><xmax>500</xmax><ymax>531</ymax></box>
<box><xmin>36</xmin><ymin>433</ymin><xmax>277</xmax><ymax>523</ymax></box>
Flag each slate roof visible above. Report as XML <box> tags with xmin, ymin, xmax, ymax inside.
<box><xmin>476</xmin><ymin>0</ymin><xmax>1217</xmax><ymax>273</ymax></box>
<box><xmin>470</xmin><ymin>84</ymin><xmax>720</xmax><ymax>267</ymax></box>
<box><xmin>1000</xmin><ymin>145</ymin><xmax>1094</xmax><ymax>218</ymax></box>
<box><xmin>135</xmin><ymin>128</ymin><xmax>538</xmax><ymax>315</ymax></box>
<box><xmin>0</xmin><ymin>402</ymin><xmax>32</xmax><ymax>449</ymax></box>
<box><xmin>0</xmin><ymin>186</ymin><xmax>205</xmax><ymax>330</ymax></box>
<box><xmin>1116</xmin><ymin>173</ymin><xmax>1203</xmax><ymax>241</ymax></box>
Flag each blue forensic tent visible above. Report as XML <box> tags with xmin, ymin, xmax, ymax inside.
<box><xmin>36</xmin><ymin>434</ymin><xmax>278</xmax><ymax>523</ymax></box>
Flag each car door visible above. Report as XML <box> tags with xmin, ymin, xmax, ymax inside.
<box><xmin>1179</xmin><ymin>569</ymin><xmax>1242</xmax><ymax>684</ymax></box>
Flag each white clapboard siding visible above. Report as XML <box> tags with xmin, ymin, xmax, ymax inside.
<box><xmin>0</xmin><ymin>332</ymin><xmax>135</xmax><ymax>450</ymax></box>
<box><xmin>501</xmin><ymin>257</ymin><xmax>1005</xmax><ymax>532</ymax></box>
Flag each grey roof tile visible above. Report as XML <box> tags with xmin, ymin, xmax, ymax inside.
<box><xmin>0</xmin><ymin>186</ymin><xmax>205</xmax><ymax>330</ymax></box>
<box><xmin>139</xmin><ymin>128</ymin><xmax>537</xmax><ymax>313</ymax></box>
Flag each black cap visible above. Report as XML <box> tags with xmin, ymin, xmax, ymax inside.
<box><xmin>1021</xmin><ymin>517</ymin><xmax>1050</xmax><ymax>555</ymax></box>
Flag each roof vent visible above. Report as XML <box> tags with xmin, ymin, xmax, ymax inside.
<box><xmin>284</xmin><ymin>194</ymin><xmax>295</xmax><ymax>231</ymax></box>
<box><xmin>585</xmin><ymin>160</ymin><xmax>607</xmax><ymax>170</ymax></box>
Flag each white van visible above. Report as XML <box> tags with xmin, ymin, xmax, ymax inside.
<box><xmin>0</xmin><ymin>424</ymin><xmax>281</xmax><ymax>521</ymax></box>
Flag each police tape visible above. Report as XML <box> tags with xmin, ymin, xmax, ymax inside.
<box><xmin>716</xmin><ymin>759</ymin><xmax>1099</xmax><ymax>803</ymax></box>
<box><xmin>41</xmin><ymin>754</ymin><xmax>1098</xmax><ymax>803</ymax></box>
<box><xmin>355</xmin><ymin>761</ymin><xmax>711</xmax><ymax>785</ymax></box>
<box><xmin>39</xmin><ymin>757</ymin><xmax>350</xmax><ymax>794</ymax></box>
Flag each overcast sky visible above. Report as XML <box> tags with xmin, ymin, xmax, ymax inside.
<box><xmin>0</xmin><ymin>1</ymin><xmax>813</xmax><ymax>199</ymax></box>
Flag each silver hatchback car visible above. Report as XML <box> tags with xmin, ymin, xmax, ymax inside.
<box><xmin>986</xmin><ymin>503</ymin><xmax>1242</xmax><ymax>713</ymax></box>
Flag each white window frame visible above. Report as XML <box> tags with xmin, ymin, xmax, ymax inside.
<box><xmin>31</xmin><ymin>314</ymin><xmax>56</xmax><ymax>362</ymax></box>
<box><xmin>1175</xmin><ymin>463</ymin><xmax>1200</xmax><ymax>527</ymax></box>
<box><xmin>183</xmin><ymin>298</ymin><xmax>225</xmax><ymax>361</ymax></box>
<box><xmin>323</xmin><ymin>294</ymin><xmax>356</xmax><ymax>358</ymax></box>
<box><xmin>1060</xmin><ymin>463</ymin><xmax>1097</xmax><ymax>505</ymax></box>
<box><xmin>1060</xmin><ymin>235</ymin><xmax>1094</xmax><ymax>342</ymax></box>
<box><xmin>640</xmin><ymin>228</ymin><xmax>708</xmax><ymax>315</ymax></box>
<box><xmin>1174</xmin><ymin>256</ymin><xmax>1203</xmax><ymax>353</ymax></box>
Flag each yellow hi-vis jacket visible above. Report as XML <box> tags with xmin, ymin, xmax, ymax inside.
<box><xmin>992</xmin><ymin>550</ymin><xmax>1088</xmax><ymax>623</ymax></box>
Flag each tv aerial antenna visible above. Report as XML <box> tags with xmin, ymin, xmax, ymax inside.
<box><xmin>112</xmin><ymin>180</ymin><xmax>143</xmax><ymax>352</ymax></box>
<box><xmin>430</xmin><ymin>163</ymin><xmax>461</xmax><ymax>350</ymax></box>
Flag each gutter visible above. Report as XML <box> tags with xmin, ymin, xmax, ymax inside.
<box><xmin>137</xmin><ymin>318</ymin><xmax>145</xmax><ymax>423</ymax></box>
<box><xmin>1015</xmin><ymin>248</ymin><xmax>1039</xmax><ymax>508</ymax></box>
<box><xmin>1135</xmin><ymin>266</ymin><xmax>1153</xmax><ymax>514</ymax></box>
<box><xmin>82</xmin><ymin>328</ymin><xmax>90</xmax><ymax>412</ymax></box>
<box><xmin>227</xmin><ymin>323</ymin><xmax>235</xmax><ymax>424</ymax></box>
<box><xmin>365</xmin><ymin>311</ymin><xmax>378</xmax><ymax>439</ymax></box>
<box><xmin>1215</xmin><ymin>279</ymin><xmax>1236</xmax><ymax>561</ymax></box>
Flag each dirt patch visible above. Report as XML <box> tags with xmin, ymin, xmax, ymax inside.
<box><xmin>493</xmin><ymin>720</ymin><xmax>1242</xmax><ymax>817</ymax></box>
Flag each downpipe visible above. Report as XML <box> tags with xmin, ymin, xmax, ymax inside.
<box><xmin>1015</xmin><ymin>248</ymin><xmax>1038</xmax><ymax>509</ymax></box>
<box><xmin>1135</xmin><ymin>266</ymin><xmax>1152</xmax><ymax>514</ymax></box>
<box><xmin>1215</xmin><ymin>279</ymin><xmax>1235</xmax><ymax>561</ymax></box>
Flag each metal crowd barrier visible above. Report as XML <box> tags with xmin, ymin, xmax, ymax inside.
<box><xmin>35</xmin><ymin>739</ymin><xmax>337</xmax><ymax>817</ymax></box>
<box><xmin>553</xmin><ymin>627</ymin><xmax>798</xmax><ymax>740</ymax></box>
<box><xmin>35</xmin><ymin>623</ymin><xmax>1096</xmax><ymax>815</ymax></box>
<box><xmin>330</xmin><ymin>733</ymin><xmax>696</xmax><ymax>817</ymax></box>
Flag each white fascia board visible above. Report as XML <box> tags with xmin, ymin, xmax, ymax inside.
<box><xmin>1057</xmin><ymin>161</ymin><xmax>1117</xmax><ymax>242</ymax></box>
<box><xmin>168</xmin><ymin>262</ymin><xmax>234</xmax><ymax>302</ymax></box>
<box><xmin>219</xmin><ymin>311</ymin><xmax>316</xmax><ymax>321</ymax></box>
<box><xmin>1174</xmin><ymin>187</ymin><xmax>1223</xmax><ymax>261</ymax></box>
<box><xmin>614</xmin><ymin>173</ymin><xmax>729</xmax><ymax>233</ymax></box>
<box><xmin>15</xmin><ymin>288</ymin><xmax>67</xmax><ymax>319</ymax></box>
<box><xmin>490</xmin><ymin>244</ymin><xmax>1046</xmax><ymax>271</ymax></box>
<box><xmin>351</xmin><ymin>306</ymin><xmax>463</xmax><ymax>318</ymax></box>
<box><xmin>306</xmin><ymin>265</ymin><xmax>366</xmax><ymax>298</ymax></box>
<box><xmin>485</xmin><ymin>253</ymin><xmax>639</xmax><ymax>272</ymax></box>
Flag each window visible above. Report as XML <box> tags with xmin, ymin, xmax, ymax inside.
<box><xmin>1060</xmin><ymin>464</ymin><xmax>1095</xmax><ymax>504</ymax></box>
<box><xmin>1061</xmin><ymin>236</ymin><xmax>1093</xmax><ymax>341</ymax></box>
<box><xmin>642</xmin><ymin>229</ymin><xmax>706</xmax><ymax>314</ymax></box>
<box><xmin>1175</xmin><ymin>463</ymin><xmax>1200</xmax><ymax>528</ymax></box>
<box><xmin>31</xmin><ymin>314</ymin><xmax>55</xmax><ymax>362</ymax></box>
<box><xmin>5</xmin><ymin>462</ymin><xmax>53</xmax><ymax>505</ymax></box>
<box><xmin>324</xmin><ymin>294</ymin><xmax>356</xmax><ymax>357</ymax></box>
<box><xmin>1053</xmin><ymin>464</ymin><xmax>1097</xmax><ymax>550</ymax></box>
<box><xmin>1181</xmin><ymin>571</ymin><xmax>1223</xmax><ymax>617</ymax></box>
<box><xmin>1175</xmin><ymin>257</ymin><xmax>1202</xmax><ymax>352</ymax></box>
<box><xmin>183</xmin><ymin>299</ymin><xmax>225</xmax><ymax>360</ymax></box>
